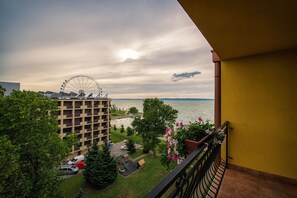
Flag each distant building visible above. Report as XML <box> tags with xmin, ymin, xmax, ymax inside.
<box><xmin>0</xmin><ymin>81</ymin><xmax>20</xmax><ymax>96</ymax></box>
<box><xmin>40</xmin><ymin>92</ymin><xmax>111</xmax><ymax>156</ymax></box>
<box><xmin>57</xmin><ymin>98</ymin><xmax>111</xmax><ymax>156</ymax></box>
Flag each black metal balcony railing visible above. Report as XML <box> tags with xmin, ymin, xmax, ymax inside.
<box><xmin>145</xmin><ymin>121</ymin><xmax>229</xmax><ymax>198</ymax></box>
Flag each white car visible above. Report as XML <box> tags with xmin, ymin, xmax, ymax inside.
<box><xmin>67</xmin><ymin>155</ymin><xmax>85</xmax><ymax>165</ymax></box>
<box><xmin>120</xmin><ymin>144</ymin><xmax>128</xmax><ymax>150</ymax></box>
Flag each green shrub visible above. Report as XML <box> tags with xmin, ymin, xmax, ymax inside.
<box><xmin>126</xmin><ymin>126</ymin><xmax>134</xmax><ymax>136</ymax></box>
<box><xmin>126</xmin><ymin>139</ymin><xmax>136</xmax><ymax>154</ymax></box>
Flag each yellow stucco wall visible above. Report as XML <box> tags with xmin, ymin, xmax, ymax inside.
<box><xmin>221</xmin><ymin>49</ymin><xmax>297</xmax><ymax>180</ymax></box>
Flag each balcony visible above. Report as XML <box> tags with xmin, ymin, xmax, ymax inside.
<box><xmin>93</xmin><ymin>119</ymin><xmax>99</xmax><ymax>124</ymax></box>
<box><xmin>65</xmin><ymin>105</ymin><xmax>73</xmax><ymax>109</ymax></box>
<box><xmin>145</xmin><ymin>121</ymin><xmax>297</xmax><ymax>197</ymax></box>
<box><xmin>85</xmin><ymin>135</ymin><xmax>92</xmax><ymax>140</ymax></box>
<box><xmin>65</xmin><ymin>114</ymin><xmax>73</xmax><ymax>118</ymax></box>
<box><xmin>85</xmin><ymin>118</ymin><xmax>92</xmax><ymax>124</ymax></box>
<box><xmin>74</xmin><ymin>122</ymin><xmax>82</xmax><ymax>126</ymax></box>
<box><xmin>145</xmin><ymin>122</ymin><xmax>229</xmax><ymax>197</ymax></box>
<box><xmin>63</xmin><ymin>122</ymin><xmax>73</xmax><ymax>127</ymax></box>
<box><xmin>58</xmin><ymin>115</ymin><xmax>66</xmax><ymax>119</ymax></box>
<box><xmin>74</xmin><ymin>110</ymin><xmax>82</xmax><ymax>117</ymax></box>
<box><xmin>85</xmin><ymin>128</ymin><xmax>92</xmax><ymax>132</ymax></box>
<box><xmin>85</xmin><ymin>102</ymin><xmax>92</xmax><ymax>108</ymax></box>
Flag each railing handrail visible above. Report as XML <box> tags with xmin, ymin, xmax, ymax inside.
<box><xmin>145</xmin><ymin>121</ymin><xmax>229</xmax><ymax>198</ymax></box>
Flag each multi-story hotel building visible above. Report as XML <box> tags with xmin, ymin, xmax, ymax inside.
<box><xmin>56</xmin><ymin>98</ymin><xmax>111</xmax><ymax>155</ymax></box>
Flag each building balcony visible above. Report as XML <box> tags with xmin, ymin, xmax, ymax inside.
<box><xmin>64</xmin><ymin>123</ymin><xmax>73</xmax><ymax>127</ymax></box>
<box><xmin>145</xmin><ymin>121</ymin><xmax>297</xmax><ymax>197</ymax></box>
<box><xmin>93</xmin><ymin>119</ymin><xmax>99</xmax><ymax>124</ymax></box>
<box><xmin>86</xmin><ymin>120</ymin><xmax>92</xmax><ymax>124</ymax></box>
<box><xmin>58</xmin><ymin>115</ymin><xmax>66</xmax><ymax>119</ymax></box>
<box><xmin>85</xmin><ymin>135</ymin><xmax>92</xmax><ymax>140</ymax></box>
<box><xmin>85</xmin><ymin>128</ymin><xmax>92</xmax><ymax>132</ymax></box>
<box><xmin>75</xmin><ymin>105</ymin><xmax>81</xmax><ymax>109</ymax></box>
<box><xmin>74</xmin><ymin>122</ymin><xmax>82</xmax><ymax>126</ymax></box>
<box><xmin>59</xmin><ymin>106</ymin><xmax>67</xmax><ymax>110</ymax></box>
<box><xmin>145</xmin><ymin>122</ymin><xmax>229</xmax><ymax>197</ymax></box>
<box><xmin>74</xmin><ymin>112</ymin><xmax>82</xmax><ymax>117</ymax></box>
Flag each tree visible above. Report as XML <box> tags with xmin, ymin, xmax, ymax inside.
<box><xmin>132</xmin><ymin>98</ymin><xmax>178</xmax><ymax>156</ymax></box>
<box><xmin>0</xmin><ymin>85</ymin><xmax>5</xmax><ymax>97</ymax></box>
<box><xmin>0</xmin><ymin>90</ymin><xmax>69</xmax><ymax>197</ymax></box>
<box><xmin>0</xmin><ymin>136</ymin><xmax>25</xmax><ymax>197</ymax></box>
<box><xmin>64</xmin><ymin>133</ymin><xmax>80</xmax><ymax>152</ymax></box>
<box><xmin>128</xmin><ymin>107</ymin><xmax>138</xmax><ymax>114</ymax></box>
<box><xmin>120</xmin><ymin>124</ymin><xmax>125</xmax><ymax>133</ymax></box>
<box><xmin>84</xmin><ymin>143</ymin><xmax>117</xmax><ymax>189</ymax></box>
<box><xmin>126</xmin><ymin>126</ymin><xmax>134</xmax><ymax>136</ymax></box>
<box><xmin>111</xmin><ymin>104</ymin><xmax>117</xmax><ymax>113</ymax></box>
<box><xmin>126</xmin><ymin>139</ymin><xmax>136</xmax><ymax>154</ymax></box>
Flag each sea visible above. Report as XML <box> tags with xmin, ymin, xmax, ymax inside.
<box><xmin>110</xmin><ymin>99</ymin><xmax>214</xmax><ymax>128</ymax></box>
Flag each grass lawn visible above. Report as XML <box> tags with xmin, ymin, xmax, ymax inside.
<box><xmin>128</xmin><ymin>149</ymin><xmax>144</xmax><ymax>159</ymax></box>
<box><xmin>60</xmin><ymin>154</ymin><xmax>169</xmax><ymax>198</ymax></box>
<box><xmin>111</xmin><ymin>129</ymin><xmax>143</xmax><ymax>145</ymax></box>
<box><xmin>111</xmin><ymin>109</ymin><xmax>126</xmax><ymax>119</ymax></box>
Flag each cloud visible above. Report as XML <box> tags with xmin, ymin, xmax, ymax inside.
<box><xmin>171</xmin><ymin>71</ymin><xmax>201</xmax><ymax>82</ymax></box>
<box><xmin>0</xmin><ymin>0</ymin><xmax>214</xmax><ymax>98</ymax></box>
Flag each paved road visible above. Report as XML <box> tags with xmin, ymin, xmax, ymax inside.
<box><xmin>110</xmin><ymin>141</ymin><xmax>129</xmax><ymax>157</ymax></box>
<box><xmin>110</xmin><ymin>141</ymin><xmax>142</xmax><ymax>157</ymax></box>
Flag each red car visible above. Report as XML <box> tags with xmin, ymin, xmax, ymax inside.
<box><xmin>75</xmin><ymin>161</ymin><xmax>85</xmax><ymax>169</ymax></box>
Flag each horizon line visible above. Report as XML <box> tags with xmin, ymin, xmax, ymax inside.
<box><xmin>111</xmin><ymin>98</ymin><xmax>214</xmax><ymax>100</ymax></box>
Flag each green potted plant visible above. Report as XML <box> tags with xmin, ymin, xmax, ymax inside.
<box><xmin>164</xmin><ymin>117</ymin><xmax>214</xmax><ymax>164</ymax></box>
<box><xmin>183</xmin><ymin>117</ymin><xmax>214</xmax><ymax>154</ymax></box>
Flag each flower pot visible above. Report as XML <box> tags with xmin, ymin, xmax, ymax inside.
<box><xmin>184</xmin><ymin>134</ymin><xmax>210</xmax><ymax>154</ymax></box>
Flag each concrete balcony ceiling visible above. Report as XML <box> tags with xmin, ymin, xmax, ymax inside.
<box><xmin>178</xmin><ymin>0</ymin><xmax>297</xmax><ymax>60</ymax></box>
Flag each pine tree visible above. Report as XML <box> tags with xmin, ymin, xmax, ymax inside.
<box><xmin>126</xmin><ymin>139</ymin><xmax>136</xmax><ymax>154</ymax></box>
<box><xmin>126</xmin><ymin>126</ymin><xmax>134</xmax><ymax>136</ymax></box>
<box><xmin>83</xmin><ymin>143</ymin><xmax>117</xmax><ymax>189</ymax></box>
<box><xmin>120</xmin><ymin>124</ymin><xmax>125</xmax><ymax>133</ymax></box>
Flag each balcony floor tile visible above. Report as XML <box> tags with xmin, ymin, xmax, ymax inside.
<box><xmin>218</xmin><ymin>169</ymin><xmax>297</xmax><ymax>198</ymax></box>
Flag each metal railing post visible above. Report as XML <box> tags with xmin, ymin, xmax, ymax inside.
<box><xmin>226</xmin><ymin>123</ymin><xmax>229</xmax><ymax>169</ymax></box>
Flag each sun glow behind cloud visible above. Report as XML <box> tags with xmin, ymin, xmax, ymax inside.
<box><xmin>119</xmin><ymin>49</ymin><xmax>141</xmax><ymax>61</ymax></box>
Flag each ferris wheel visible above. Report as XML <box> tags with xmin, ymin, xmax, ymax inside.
<box><xmin>60</xmin><ymin>75</ymin><xmax>101</xmax><ymax>98</ymax></box>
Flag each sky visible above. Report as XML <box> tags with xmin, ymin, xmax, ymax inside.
<box><xmin>0</xmin><ymin>0</ymin><xmax>214</xmax><ymax>99</ymax></box>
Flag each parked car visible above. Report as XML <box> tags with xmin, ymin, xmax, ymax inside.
<box><xmin>58</xmin><ymin>165</ymin><xmax>79</xmax><ymax>175</ymax></box>
<box><xmin>75</xmin><ymin>161</ymin><xmax>86</xmax><ymax>169</ymax></box>
<box><xmin>120</xmin><ymin>143</ymin><xmax>128</xmax><ymax>150</ymax></box>
<box><xmin>67</xmin><ymin>155</ymin><xmax>84</xmax><ymax>165</ymax></box>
